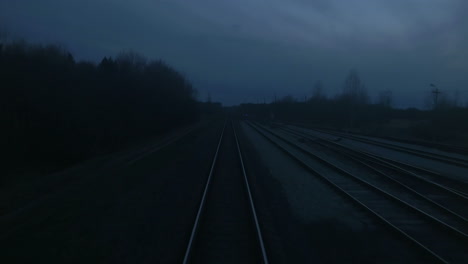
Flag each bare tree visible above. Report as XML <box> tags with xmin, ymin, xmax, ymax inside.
<box><xmin>437</xmin><ymin>92</ymin><xmax>459</xmax><ymax>109</ymax></box>
<box><xmin>451</xmin><ymin>89</ymin><xmax>461</xmax><ymax>108</ymax></box>
<box><xmin>0</xmin><ymin>27</ymin><xmax>9</xmax><ymax>42</ymax></box>
<box><xmin>342</xmin><ymin>69</ymin><xmax>368</xmax><ymax>105</ymax></box>
<box><xmin>311</xmin><ymin>80</ymin><xmax>326</xmax><ymax>100</ymax></box>
<box><xmin>377</xmin><ymin>90</ymin><xmax>392</xmax><ymax>107</ymax></box>
<box><xmin>116</xmin><ymin>51</ymin><xmax>147</xmax><ymax>71</ymax></box>
<box><xmin>279</xmin><ymin>95</ymin><xmax>296</xmax><ymax>103</ymax></box>
<box><xmin>0</xmin><ymin>28</ymin><xmax>10</xmax><ymax>54</ymax></box>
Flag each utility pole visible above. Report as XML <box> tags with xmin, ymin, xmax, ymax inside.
<box><xmin>429</xmin><ymin>83</ymin><xmax>442</xmax><ymax>142</ymax></box>
<box><xmin>430</xmin><ymin>83</ymin><xmax>441</xmax><ymax>108</ymax></box>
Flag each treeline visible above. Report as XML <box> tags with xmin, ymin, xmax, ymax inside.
<box><xmin>1</xmin><ymin>41</ymin><xmax>199</xmax><ymax>176</ymax></box>
<box><xmin>238</xmin><ymin>70</ymin><xmax>468</xmax><ymax>145</ymax></box>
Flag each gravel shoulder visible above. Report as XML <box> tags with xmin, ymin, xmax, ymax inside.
<box><xmin>0</xmin><ymin>120</ymin><xmax>224</xmax><ymax>263</ymax></box>
<box><xmin>240</xmin><ymin>121</ymin><xmax>428</xmax><ymax>263</ymax></box>
<box><xmin>0</xmin><ymin>122</ymin><xmax>202</xmax><ymax>218</ymax></box>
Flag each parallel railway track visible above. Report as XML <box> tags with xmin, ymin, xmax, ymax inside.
<box><xmin>278</xmin><ymin>125</ymin><xmax>468</xmax><ymax>231</ymax></box>
<box><xmin>248</xmin><ymin>121</ymin><xmax>468</xmax><ymax>263</ymax></box>
<box><xmin>293</xmin><ymin>125</ymin><xmax>468</xmax><ymax>169</ymax></box>
<box><xmin>280</xmin><ymin>125</ymin><xmax>468</xmax><ymax>199</ymax></box>
<box><xmin>183</xmin><ymin>121</ymin><xmax>268</xmax><ymax>264</ymax></box>
<box><xmin>287</xmin><ymin>122</ymin><xmax>468</xmax><ymax>156</ymax></box>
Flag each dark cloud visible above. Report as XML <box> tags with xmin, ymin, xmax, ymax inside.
<box><xmin>1</xmin><ymin>0</ymin><xmax>467</xmax><ymax>107</ymax></box>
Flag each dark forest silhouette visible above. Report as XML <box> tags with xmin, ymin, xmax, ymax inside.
<box><xmin>239</xmin><ymin>71</ymin><xmax>468</xmax><ymax>147</ymax></box>
<box><xmin>2</xmin><ymin>39</ymin><xmax>467</xmax><ymax>180</ymax></box>
<box><xmin>1</xmin><ymin>41</ymin><xmax>199</xmax><ymax>177</ymax></box>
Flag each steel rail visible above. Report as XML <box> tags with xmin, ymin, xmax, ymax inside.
<box><xmin>280</xmin><ymin>125</ymin><xmax>468</xmax><ymax>199</ymax></box>
<box><xmin>247</xmin><ymin>121</ymin><xmax>461</xmax><ymax>263</ymax></box>
<box><xmin>253</xmin><ymin>122</ymin><xmax>468</xmax><ymax>238</ymax></box>
<box><xmin>182</xmin><ymin>121</ymin><xmax>226</xmax><ymax>264</ymax></box>
<box><xmin>306</xmin><ymin>126</ymin><xmax>468</xmax><ymax>168</ymax></box>
<box><xmin>288</xmin><ymin>121</ymin><xmax>468</xmax><ymax>155</ymax></box>
<box><xmin>282</xmin><ymin>125</ymin><xmax>468</xmax><ymax>200</ymax></box>
<box><xmin>183</xmin><ymin>121</ymin><xmax>269</xmax><ymax>263</ymax></box>
<box><xmin>233</xmin><ymin>120</ymin><xmax>269</xmax><ymax>264</ymax></box>
<box><xmin>278</xmin><ymin>126</ymin><xmax>468</xmax><ymax>228</ymax></box>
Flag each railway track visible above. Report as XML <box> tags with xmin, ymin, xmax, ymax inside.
<box><xmin>382</xmin><ymin>136</ymin><xmax>468</xmax><ymax>156</ymax></box>
<box><xmin>280</xmin><ymin>125</ymin><xmax>468</xmax><ymax>198</ymax></box>
<box><xmin>248</xmin><ymin>121</ymin><xmax>468</xmax><ymax>263</ymax></box>
<box><xmin>278</xmin><ymin>125</ymin><xmax>468</xmax><ymax>225</ymax></box>
<box><xmin>291</xmin><ymin>125</ymin><xmax>468</xmax><ymax>169</ymax></box>
<box><xmin>183</xmin><ymin>121</ymin><xmax>268</xmax><ymax>264</ymax></box>
<box><xmin>289</xmin><ymin>122</ymin><xmax>468</xmax><ymax>156</ymax></box>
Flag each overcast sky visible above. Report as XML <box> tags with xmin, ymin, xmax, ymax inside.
<box><xmin>1</xmin><ymin>0</ymin><xmax>467</xmax><ymax>107</ymax></box>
